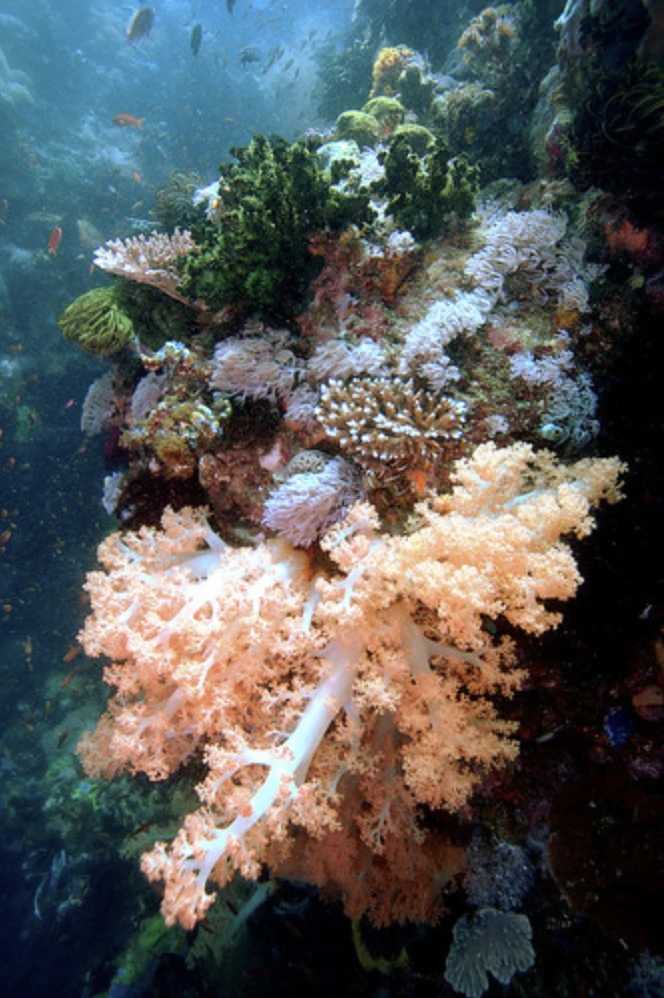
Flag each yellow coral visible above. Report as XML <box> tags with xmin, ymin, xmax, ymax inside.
<box><xmin>370</xmin><ymin>45</ymin><xmax>413</xmax><ymax>98</ymax></box>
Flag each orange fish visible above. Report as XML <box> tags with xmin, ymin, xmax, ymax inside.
<box><xmin>48</xmin><ymin>227</ymin><xmax>62</xmax><ymax>255</ymax></box>
<box><xmin>112</xmin><ymin>114</ymin><xmax>144</xmax><ymax>128</ymax></box>
<box><xmin>62</xmin><ymin>643</ymin><xmax>82</xmax><ymax>663</ymax></box>
<box><xmin>132</xmin><ymin>171</ymin><xmax>141</xmax><ymax>183</ymax></box>
<box><xmin>60</xmin><ymin>667</ymin><xmax>78</xmax><ymax>688</ymax></box>
<box><xmin>126</xmin><ymin>6</ymin><xmax>155</xmax><ymax>43</ymax></box>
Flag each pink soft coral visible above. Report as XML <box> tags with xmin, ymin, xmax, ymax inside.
<box><xmin>78</xmin><ymin>443</ymin><xmax>624</xmax><ymax>929</ymax></box>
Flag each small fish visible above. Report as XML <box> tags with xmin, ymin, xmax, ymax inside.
<box><xmin>262</xmin><ymin>44</ymin><xmax>284</xmax><ymax>72</ymax></box>
<box><xmin>62</xmin><ymin>643</ymin><xmax>82</xmax><ymax>663</ymax></box>
<box><xmin>132</xmin><ymin>171</ymin><xmax>142</xmax><ymax>183</ymax></box>
<box><xmin>226</xmin><ymin>0</ymin><xmax>237</xmax><ymax>13</ymax></box>
<box><xmin>48</xmin><ymin>227</ymin><xmax>62</xmax><ymax>255</ymax></box>
<box><xmin>190</xmin><ymin>23</ymin><xmax>203</xmax><ymax>56</ymax></box>
<box><xmin>57</xmin><ymin>730</ymin><xmax>70</xmax><ymax>749</ymax></box>
<box><xmin>126</xmin><ymin>6</ymin><xmax>155</xmax><ymax>44</ymax></box>
<box><xmin>61</xmin><ymin>667</ymin><xmax>78</xmax><ymax>688</ymax></box>
<box><xmin>112</xmin><ymin>114</ymin><xmax>143</xmax><ymax>128</ymax></box>
<box><xmin>128</xmin><ymin>820</ymin><xmax>153</xmax><ymax>838</ymax></box>
<box><xmin>239</xmin><ymin>45</ymin><xmax>260</xmax><ymax>66</ymax></box>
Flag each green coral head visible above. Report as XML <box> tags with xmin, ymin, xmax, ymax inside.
<box><xmin>391</xmin><ymin>123</ymin><xmax>436</xmax><ymax>156</ymax></box>
<box><xmin>58</xmin><ymin>286</ymin><xmax>134</xmax><ymax>356</ymax></box>
<box><xmin>361</xmin><ymin>96</ymin><xmax>405</xmax><ymax>123</ymax></box>
<box><xmin>335</xmin><ymin>110</ymin><xmax>381</xmax><ymax>148</ymax></box>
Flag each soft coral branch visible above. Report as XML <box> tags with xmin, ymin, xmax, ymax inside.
<box><xmin>78</xmin><ymin>443</ymin><xmax>624</xmax><ymax>928</ymax></box>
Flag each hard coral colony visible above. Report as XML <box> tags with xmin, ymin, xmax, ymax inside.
<box><xmin>64</xmin><ymin>31</ymin><xmax>634</xmax><ymax>944</ymax></box>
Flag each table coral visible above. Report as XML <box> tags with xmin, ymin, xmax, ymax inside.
<box><xmin>94</xmin><ymin>228</ymin><xmax>198</xmax><ymax>307</ymax></box>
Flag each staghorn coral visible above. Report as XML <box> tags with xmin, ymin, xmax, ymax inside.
<box><xmin>77</xmin><ymin>443</ymin><xmax>624</xmax><ymax>930</ymax></box>
<box><xmin>93</xmin><ymin>229</ymin><xmax>198</xmax><ymax>307</ymax></box>
<box><xmin>316</xmin><ymin>375</ymin><xmax>466</xmax><ymax>471</ymax></box>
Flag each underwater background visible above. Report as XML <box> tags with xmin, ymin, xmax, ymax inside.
<box><xmin>1</xmin><ymin>0</ymin><xmax>663</xmax><ymax>996</ymax></box>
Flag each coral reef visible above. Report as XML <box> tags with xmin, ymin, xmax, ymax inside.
<box><xmin>6</xmin><ymin>3</ymin><xmax>664</xmax><ymax>992</ymax></box>
<box><xmin>77</xmin><ymin>444</ymin><xmax>623</xmax><ymax>929</ymax></box>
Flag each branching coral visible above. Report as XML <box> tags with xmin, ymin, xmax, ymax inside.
<box><xmin>77</xmin><ymin>442</ymin><xmax>624</xmax><ymax>930</ymax></box>
<box><xmin>316</xmin><ymin>375</ymin><xmax>467</xmax><ymax>471</ymax></box>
